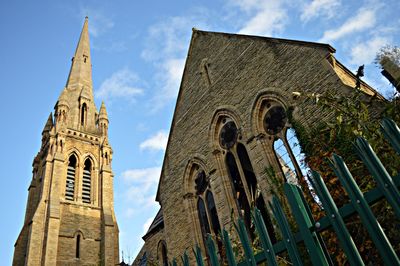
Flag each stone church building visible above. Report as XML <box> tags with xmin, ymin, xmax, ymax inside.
<box><xmin>12</xmin><ymin>17</ymin><xmax>386</xmax><ymax>266</ymax></box>
<box><xmin>133</xmin><ymin>29</ymin><xmax>382</xmax><ymax>265</ymax></box>
<box><xmin>13</xmin><ymin>18</ymin><xmax>119</xmax><ymax>265</ymax></box>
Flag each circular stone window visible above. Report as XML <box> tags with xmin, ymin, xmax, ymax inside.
<box><xmin>219</xmin><ymin>121</ymin><xmax>238</xmax><ymax>149</ymax></box>
<box><xmin>263</xmin><ymin>106</ymin><xmax>287</xmax><ymax>135</ymax></box>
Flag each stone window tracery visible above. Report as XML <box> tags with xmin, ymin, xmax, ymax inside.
<box><xmin>220</xmin><ymin>119</ymin><xmax>276</xmax><ymax>241</ymax></box>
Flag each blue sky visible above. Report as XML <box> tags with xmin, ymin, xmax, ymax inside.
<box><xmin>0</xmin><ymin>0</ymin><xmax>399</xmax><ymax>264</ymax></box>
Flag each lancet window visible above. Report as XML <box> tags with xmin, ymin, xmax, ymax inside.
<box><xmin>194</xmin><ymin>169</ymin><xmax>221</xmax><ymax>248</ymax></box>
<box><xmin>158</xmin><ymin>241</ymin><xmax>168</xmax><ymax>266</ymax></box>
<box><xmin>65</xmin><ymin>155</ymin><xmax>77</xmax><ymax>201</ymax></box>
<box><xmin>263</xmin><ymin>104</ymin><xmax>311</xmax><ymax>185</ymax></box>
<box><xmin>81</xmin><ymin>103</ymin><xmax>87</xmax><ymax>126</ymax></box>
<box><xmin>221</xmin><ymin>118</ymin><xmax>276</xmax><ymax>241</ymax></box>
<box><xmin>82</xmin><ymin>159</ymin><xmax>92</xmax><ymax>203</ymax></box>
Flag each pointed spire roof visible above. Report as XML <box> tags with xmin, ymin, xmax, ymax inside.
<box><xmin>57</xmin><ymin>88</ymin><xmax>70</xmax><ymax>107</ymax></box>
<box><xmin>66</xmin><ymin>17</ymin><xmax>93</xmax><ymax>91</ymax></box>
<box><xmin>99</xmin><ymin>101</ymin><xmax>108</xmax><ymax>120</ymax></box>
<box><xmin>42</xmin><ymin>113</ymin><xmax>53</xmax><ymax>133</ymax></box>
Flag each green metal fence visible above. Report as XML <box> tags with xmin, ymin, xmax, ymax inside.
<box><xmin>173</xmin><ymin>118</ymin><xmax>400</xmax><ymax>266</ymax></box>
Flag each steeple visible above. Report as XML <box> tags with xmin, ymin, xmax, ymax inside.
<box><xmin>66</xmin><ymin>16</ymin><xmax>93</xmax><ymax>91</ymax></box>
<box><xmin>54</xmin><ymin>17</ymin><xmax>98</xmax><ymax>131</ymax></box>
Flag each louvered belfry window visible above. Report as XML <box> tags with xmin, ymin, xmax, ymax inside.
<box><xmin>65</xmin><ymin>155</ymin><xmax>77</xmax><ymax>201</ymax></box>
<box><xmin>82</xmin><ymin>159</ymin><xmax>91</xmax><ymax>203</ymax></box>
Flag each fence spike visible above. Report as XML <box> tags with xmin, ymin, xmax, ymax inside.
<box><xmin>354</xmin><ymin>137</ymin><xmax>400</xmax><ymax>218</ymax></box>
<box><xmin>206</xmin><ymin>234</ymin><xmax>219</xmax><ymax>266</ymax></box>
<box><xmin>222</xmin><ymin>229</ymin><xmax>237</xmax><ymax>266</ymax></box>
<box><xmin>310</xmin><ymin>171</ymin><xmax>364</xmax><ymax>265</ymax></box>
<box><xmin>235</xmin><ymin>218</ymin><xmax>256</xmax><ymax>266</ymax></box>
<box><xmin>330</xmin><ymin>154</ymin><xmax>400</xmax><ymax>265</ymax></box>
<box><xmin>284</xmin><ymin>183</ymin><xmax>330</xmax><ymax>266</ymax></box>
<box><xmin>181</xmin><ymin>250</ymin><xmax>190</xmax><ymax>266</ymax></box>
<box><xmin>171</xmin><ymin>258</ymin><xmax>177</xmax><ymax>266</ymax></box>
<box><xmin>252</xmin><ymin>208</ymin><xmax>279</xmax><ymax>266</ymax></box>
<box><xmin>193</xmin><ymin>245</ymin><xmax>204</xmax><ymax>266</ymax></box>
<box><xmin>381</xmin><ymin>118</ymin><xmax>400</xmax><ymax>155</ymax></box>
<box><xmin>270</xmin><ymin>197</ymin><xmax>303</xmax><ymax>266</ymax></box>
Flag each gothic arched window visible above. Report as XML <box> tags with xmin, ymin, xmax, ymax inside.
<box><xmin>221</xmin><ymin>119</ymin><xmax>275</xmax><ymax>241</ymax></box>
<box><xmin>76</xmin><ymin>234</ymin><xmax>80</xmax><ymax>258</ymax></box>
<box><xmin>193</xmin><ymin>167</ymin><xmax>222</xmax><ymax>252</ymax></box>
<box><xmin>160</xmin><ymin>241</ymin><xmax>168</xmax><ymax>266</ymax></box>
<box><xmin>65</xmin><ymin>155</ymin><xmax>77</xmax><ymax>201</ymax></box>
<box><xmin>197</xmin><ymin>197</ymin><xmax>211</xmax><ymax>242</ymax></box>
<box><xmin>82</xmin><ymin>159</ymin><xmax>92</xmax><ymax>203</ymax></box>
<box><xmin>205</xmin><ymin>191</ymin><xmax>221</xmax><ymax>236</ymax></box>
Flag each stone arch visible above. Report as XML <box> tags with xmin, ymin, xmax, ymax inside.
<box><xmin>250</xmin><ymin>90</ymin><xmax>290</xmax><ymax>138</ymax></box>
<box><xmin>183</xmin><ymin>155</ymin><xmax>209</xmax><ymax>195</ymax></box>
<box><xmin>208</xmin><ymin>106</ymin><xmax>244</xmax><ymax>151</ymax></box>
<box><xmin>82</xmin><ymin>153</ymin><xmax>98</xmax><ymax>169</ymax></box>
<box><xmin>157</xmin><ymin>240</ymin><xmax>168</xmax><ymax>266</ymax></box>
<box><xmin>65</xmin><ymin>149</ymin><xmax>82</xmax><ymax>166</ymax></box>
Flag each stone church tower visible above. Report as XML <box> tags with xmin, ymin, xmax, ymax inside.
<box><xmin>13</xmin><ymin>18</ymin><xmax>119</xmax><ymax>265</ymax></box>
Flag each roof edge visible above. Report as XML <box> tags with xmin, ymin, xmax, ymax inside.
<box><xmin>192</xmin><ymin>28</ymin><xmax>336</xmax><ymax>53</ymax></box>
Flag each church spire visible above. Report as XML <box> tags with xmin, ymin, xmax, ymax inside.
<box><xmin>66</xmin><ymin>17</ymin><xmax>93</xmax><ymax>91</ymax></box>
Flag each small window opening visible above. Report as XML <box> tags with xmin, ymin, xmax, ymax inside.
<box><xmin>81</xmin><ymin>103</ymin><xmax>87</xmax><ymax>126</ymax></box>
<box><xmin>76</xmin><ymin>234</ymin><xmax>80</xmax><ymax>258</ymax></box>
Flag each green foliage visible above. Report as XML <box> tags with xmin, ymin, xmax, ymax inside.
<box><xmin>290</xmin><ymin>89</ymin><xmax>400</xmax><ymax>264</ymax></box>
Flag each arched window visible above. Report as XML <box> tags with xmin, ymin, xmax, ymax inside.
<box><xmin>81</xmin><ymin>103</ymin><xmax>87</xmax><ymax>126</ymax></box>
<box><xmin>221</xmin><ymin>118</ymin><xmax>275</xmax><ymax>241</ymax></box>
<box><xmin>226</xmin><ymin>151</ymin><xmax>252</xmax><ymax>232</ymax></box>
<box><xmin>237</xmin><ymin>143</ymin><xmax>276</xmax><ymax>243</ymax></box>
<box><xmin>160</xmin><ymin>241</ymin><xmax>168</xmax><ymax>266</ymax></box>
<box><xmin>197</xmin><ymin>198</ymin><xmax>211</xmax><ymax>242</ymax></box>
<box><xmin>193</xmin><ymin>167</ymin><xmax>222</xmax><ymax>254</ymax></box>
<box><xmin>82</xmin><ymin>159</ymin><xmax>91</xmax><ymax>204</ymax></box>
<box><xmin>205</xmin><ymin>191</ymin><xmax>221</xmax><ymax>236</ymax></box>
<box><xmin>274</xmin><ymin>138</ymin><xmax>298</xmax><ymax>185</ymax></box>
<box><xmin>76</xmin><ymin>234</ymin><xmax>80</xmax><ymax>258</ymax></box>
<box><xmin>264</xmin><ymin>104</ymin><xmax>318</xmax><ymax>204</ymax></box>
<box><xmin>65</xmin><ymin>155</ymin><xmax>77</xmax><ymax>201</ymax></box>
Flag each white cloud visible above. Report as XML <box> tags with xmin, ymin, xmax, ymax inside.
<box><xmin>122</xmin><ymin>167</ymin><xmax>161</xmax><ymax>184</ymax></box>
<box><xmin>121</xmin><ymin>166</ymin><xmax>161</xmax><ymax>214</ymax></box>
<box><xmin>319</xmin><ymin>6</ymin><xmax>377</xmax><ymax>43</ymax></box>
<box><xmin>231</xmin><ymin>0</ymin><xmax>288</xmax><ymax>36</ymax></box>
<box><xmin>140</xmin><ymin>131</ymin><xmax>169</xmax><ymax>152</ymax></box>
<box><xmin>350</xmin><ymin>36</ymin><xmax>390</xmax><ymax>65</ymax></box>
<box><xmin>141</xmin><ymin>13</ymin><xmax>209</xmax><ymax>111</ymax></box>
<box><xmin>96</xmin><ymin>68</ymin><xmax>143</xmax><ymax>101</ymax></box>
<box><xmin>79</xmin><ymin>7</ymin><xmax>114</xmax><ymax>37</ymax></box>
<box><xmin>300</xmin><ymin>0</ymin><xmax>340</xmax><ymax>22</ymax></box>
<box><xmin>142</xmin><ymin>217</ymin><xmax>154</xmax><ymax>235</ymax></box>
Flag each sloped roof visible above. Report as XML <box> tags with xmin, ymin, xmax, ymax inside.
<box><xmin>142</xmin><ymin>209</ymin><xmax>163</xmax><ymax>240</ymax></box>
